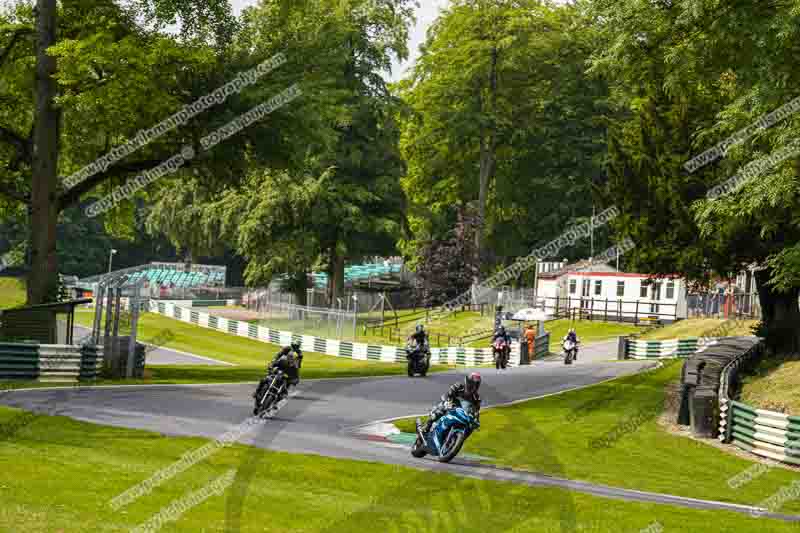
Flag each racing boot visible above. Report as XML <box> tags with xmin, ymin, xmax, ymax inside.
<box><xmin>421</xmin><ymin>418</ymin><xmax>434</xmax><ymax>434</ymax></box>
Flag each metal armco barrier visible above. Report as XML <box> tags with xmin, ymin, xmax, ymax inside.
<box><xmin>0</xmin><ymin>342</ymin><xmax>104</xmax><ymax>381</ymax></box>
<box><xmin>721</xmin><ymin>401</ymin><xmax>800</xmax><ymax>465</ymax></box>
<box><xmin>711</xmin><ymin>339</ymin><xmax>800</xmax><ymax>466</ymax></box>
<box><xmin>625</xmin><ymin>338</ymin><xmax>719</xmax><ymax>359</ymax></box>
<box><xmin>149</xmin><ymin>301</ymin><xmax>549</xmax><ymax>367</ymax></box>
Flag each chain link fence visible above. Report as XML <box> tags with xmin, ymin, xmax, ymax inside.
<box><xmin>242</xmin><ymin>287</ymin><xmax>358</xmax><ymax>340</ymax></box>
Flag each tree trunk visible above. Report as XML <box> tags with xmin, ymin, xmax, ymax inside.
<box><xmin>755</xmin><ymin>268</ymin><xmax>800</xmax><ymax>354</ymax></box>
<box><xmin>474</xmin><ymin>46</ymin><xmax>498</xmax><ymax>286</ymax></box>
<box><xmin>325</xmin><ymin>245</ymin><xmax>345</xmax><ymax>307</ymax></box>
<box><xmin>28</xmin><ymin>0</ymin><xmax>60</xmax><ymax>305</ymax></box>
<box><xmin>292</xmin><ymin>272</ymin><xmax>308</xmax><ymax>307</ymax></box>
<box><xmin>332</xmin><ymin>247</ymin><xmax>345</xmax><ymax>306</ymax></box>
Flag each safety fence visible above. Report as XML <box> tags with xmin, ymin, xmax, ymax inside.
<box><xmin>147</xmin><ymin>301</ymin><xmax>552</xmax><ymax>367</ymax></box>
<box><xmin>624</xmin><ymin>338</ymin><xmax>719</xmax><ymax>359</ymax></box>
<box><xmin>157</xmin><ymin>299</ymin><xmax>239</xmax><ymax>308</ymax></box>
<box><xmin>712</xmin><ymin>339</ymin><xmax>799</xmax><ymax>464</ymax></box>
<box><xmin>0</xmin><ymin>342</ymin><xmax>103</xmax><ymax>381</ymax></box>
<box><xmin>720</xmin><ymin>400</ymin><xmax>800</xmax><ymax>466</ymax></box>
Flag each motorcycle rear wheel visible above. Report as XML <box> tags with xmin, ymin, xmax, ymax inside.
<box><xmin>411</xmin><ymin>436</ymin><xmax>427</xmax><ymax>458</ymax></box>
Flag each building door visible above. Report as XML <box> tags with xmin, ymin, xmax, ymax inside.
<box><xmin>650</xmin><ymin>282</ymin><xmax>662</xmax><ymax>314</ymax></box>
<box><xmin>581</xmin><ymin>279</ymin><xmax>591</xmax><ymax>309</ymax></box>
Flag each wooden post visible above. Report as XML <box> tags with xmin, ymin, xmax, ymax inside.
<box><xmin>635</xmin><ymin>300</ymin><xmax>640</xmax><ymax>324</ymax></box>
<box><xmin>127</xmin><ymin>283</ymin><xmax>140</xmax><ymax>378</ymax></box>
<box><xmin>103</xmin><ymin>286</ymin><xmax>114</xmax><ymax>357</ymax></box>
<box><xmin>92</xmin><ymin>284</ymin><xmax>104</xmax><ymax>344</ymax></box>
<box><xmin>605</xmin><ymin>298</ymin><xmax>608</xmax><ymax>322</ymax></box>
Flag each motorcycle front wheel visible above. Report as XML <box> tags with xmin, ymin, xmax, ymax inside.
<box><xmin>255</xmin><ymin>391</ymin><xmax>275</xmax><ymax>417</ymax></box>
<box><xmin>438</xmin><ymin>431</ymin><xmax>466</xmax><ymax>463</ymax></box>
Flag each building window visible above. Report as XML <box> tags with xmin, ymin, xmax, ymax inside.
<box><xmin>640</xmin><ymin>281</ymin><xmax>648</xmax><ymax>298</ymax></box>
<box><xmin>666</xmin><ymin>280</ymin><xmax>675</xmax><ymax>299</ymax></box>
<box><xmin>617</xmin><ymin>281</ymin><xmax>625</xmax><ymax>297</ymax></box>
<box><xmin>582</xmin><ymin>279</ymin><xmax>591</xmax><ymax>297</ymax></box>
<box><xmin>594</xmin><ymin>280</ymin><xmax>602</xmax><ymax>296</ymax></box>
<box><xmin>569</xmin><ymin>279</ymin><xmax>576</xmax><ymax>294</ymax></box>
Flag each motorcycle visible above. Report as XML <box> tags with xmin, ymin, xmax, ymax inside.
<box><xmin>563</xmin><ymin>339</ymin><xmax>578</xmax><ymax>365</ymax></box>
<box><xmin>406</xmin><ymin>340</ymin><xmax>431</xmax><ymax>377</ymax></box>
<box><xmin>411</xmin><ymin>399</ymin><xmax>480</xmax><ymax>463</ymax></box>
<box><xmin>492</xmin><ymin>338</ymin><xmax>510</xmax><ymax>369</ymax></box>
<box><xmin>253</xmin><ymin>368</ymin><xmax>289</xmax><ymax>418</ymax></box>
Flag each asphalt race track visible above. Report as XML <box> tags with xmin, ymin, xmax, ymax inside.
<box><xmin>2</xmin><ymin>359</ymin><xmax>798</xmax><ymax>521</ymax></box>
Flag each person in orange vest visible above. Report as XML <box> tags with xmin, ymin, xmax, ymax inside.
<box><xmin>524</xmin><ymin>324</ymin><xmax>537</xmax><ymax>359</ymax></box>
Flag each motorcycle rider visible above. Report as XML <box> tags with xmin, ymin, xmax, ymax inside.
<box><xmin>563</xmin><ymin>328</ymin><xmax>580</xmax><ymax>359</ymax></box>
<box><xmin>421</xmin><ymin>373</ymin><xmax>482</xmax><ymax>433</ymax></box>
<box><xmin>492</xmin><ymin>325</ymin><xmax>511</xmax><ymax>345</ymax></box>
<box><xmin>409</xmin><ymin>324</ymin><xmax>429</xmax><ymax>349</ymax></box>
<box><xmin>254</xmin><ymin>343</ymin><xmax>303</xmax><ymax>410</ymax></box>
<box><xmin>492</xmin><ymin>325</ymin><xmax>512</xmax><ymax>359</ymax></box>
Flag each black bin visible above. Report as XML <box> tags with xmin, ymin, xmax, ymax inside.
<box><xmin>520</xmin><ymin>341</ymin><xmax>530</xmax><ymax>365</ymax></box>
<box><xmin>689</xmin><ymin>386</ymin><xmax>718</xmax><ymax>438</ymax></box>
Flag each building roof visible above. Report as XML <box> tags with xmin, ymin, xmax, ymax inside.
<box><xmin>564</xmin><ymin>271</ymin><xmax>680</xmax><ymax>279</ymax></box>
<box><xmin>537</xmin><ymin>259</ymin><xmax>619</xmax><ymax>279</ymax></box>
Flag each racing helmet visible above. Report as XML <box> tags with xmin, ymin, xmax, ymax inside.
<box><xmin>465</xmin><ymin>372</ymin><xmax>482</xmax><ymax>396</ymax></box>
<box><xmin>416</xmin><ymin>324</ymin><xmax>425</xmax><ymax>334</ymax></box>
<box><xmin>291</xmin><ymin>340</ymin><xmax>301</xmax><ymax>352</ymax></box>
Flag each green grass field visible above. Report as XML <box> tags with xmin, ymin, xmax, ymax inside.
<box><xmin>0</xmin><ymin>403</ymin><xmax>794</xmax><ymax>532</ymax></box>
<box><xmin>67</xmin><ymin>310</ymin><xmax>451</xmax><ymax>383</ymax></box>
<box><xmin>396</xmin><ymin>362</ymin><xmax>800</xmax><ymax>514</ymax></box>
<box><xmin>639</xmin><ymin>318</ymin><xmax>759</xmax><ymax>340</ymax></box>
<box><xmin>247</xmin><ymin>308</ymin><xmax>496</xmax><ymax>347</ymax></box>
<box><xmin>0</xmin><ymin>276</ymin><xmax>25</xmax><ymax>311</ymax></box>
<box><xmin>741</xmin><ymin>355</ymin><xmax>800</xmax><ymax>414</ymax></box>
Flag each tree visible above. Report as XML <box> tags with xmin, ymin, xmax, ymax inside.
<box><xmin>589</xmin><ymin>0</ymin><xmax>800</xmax><ymax>352</ymax></box>
<box><xmin>399</xmin><ymin>0</ymin><xmax>609</xmax><ymax>282</ymax></box>
<box><xmin>202</xmin><ymin>166</ymin><xmax>330</xmax><ymax>305</ymax></box>
<box><xmin>415</xmin><ymin>206</ymin><xmax>481</xmax><ymax>307</ymax></box>
<box><xmin>0</xmin><ymin>0</ymin><xmax>235</xmax><ymax>303</ymax></box>
<box><xmin>177</xmin><ymin>0</ymin><xmax>412</xmax><ymax>304</ymax></box>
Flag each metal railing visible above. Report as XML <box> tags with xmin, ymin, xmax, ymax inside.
<box><xmin>687</xmin><ymin>292</ymin><xmax>761</xmax><ymax>319</ymax></box>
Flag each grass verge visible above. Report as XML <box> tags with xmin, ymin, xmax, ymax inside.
<box><xmin>639</xmin><ymin>318</ymin><xmax>758</xmax><ymax>340</ymax></box>
<box><xmin>60</xmin><ymin>310</ymin><xmax>448</xmax><ymax>384</ymax></box>
<box><xmin>741</xmin><ymin>355</ymin><xmax>800</xmax><ymax>414</ymax></box>
<box><xmin>0</xmin><ymin>404</ymin><xmax>795</xmax><ymax>532</ymax></box>
<box><xmin>0</xmin><ymin>276</ymin><xmax>26</xmax><ymax>311</ymax></box>
<box><xmin>396</xmin><ymin>361</ymin><xmax>800</xmax><ymax>514</ymax></box>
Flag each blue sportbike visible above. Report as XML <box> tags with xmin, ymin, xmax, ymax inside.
<box><xmin>412</xmin><ymin>399</ymin><xmax>480</xmax><ymax>463</ymax></box>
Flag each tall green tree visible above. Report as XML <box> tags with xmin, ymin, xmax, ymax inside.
<box><xmin>0</xmin><ymin>0</ymin><xmax>234</xmax><ymax>303</ymax></box>
<box><xmin>399</xmin><ymin>0</ymin><xmax>609</xmax><ymax>284</ymax></box>
<box><xmin>589</xmin><ymin>0</ymin><xmax>800</xmax><ymax>352</ymax></box>
<box><xmin>187</xmin><ymin>0</ymin><xmax>413</xmax><ymax>301</ymax></box>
